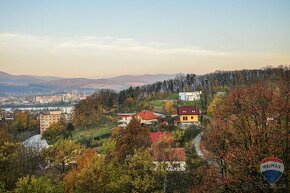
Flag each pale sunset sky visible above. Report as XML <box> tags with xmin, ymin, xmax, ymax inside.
<box><xmin>0</xmin><ymin>0</ymin><xmax>289</xmax><ymax>78</ymax></box>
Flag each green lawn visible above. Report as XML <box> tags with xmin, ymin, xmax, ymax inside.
<box><xmin>179</xmin><ymin>100</ymin><xmax>201</xmax><ymax>106</ymax></box>
<box><xmin>150</xmin><ymin>100</ymin><xmax>165</xmax><ymax>107</ymax></box>
<box><xmin>165</xmin><ymin>93</ymin><xmax>179</xmax><ymax>100</ymax></box>
<box><xmin>72</xmin><ymin>123</ymin><xmax>114</xmax><ymax>142</ymax></box>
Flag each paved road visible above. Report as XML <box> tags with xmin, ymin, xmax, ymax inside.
<box><xmin>193</xmin><ymin>131</ymin><xmax>204</xmax><ymax>158</ymax></box>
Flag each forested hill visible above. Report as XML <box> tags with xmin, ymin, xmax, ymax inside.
<box><xmin>73</xmin><ymin>66</ymin><xmax>289</xmax><ymax>128</ymax></box>
<box><xmin>118</xmin><ymin>65</ymin><xmax>289</xmax><ymax>101</ymax></box>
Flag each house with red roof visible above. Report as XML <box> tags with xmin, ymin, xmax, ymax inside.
<box><xmin>135</xmin><ymin>111</ymin><xmax>160</xmax><ymax>125</ymax></box>
<box><xmin>117</xmin><ymin>113</ymin><xmax>136</xmax><ymax>127</ymax></box>
<box><xmin>151</xmin><ymin>147</ymin><xmax>186</xmax><ymax>171</ymax></box>
<box><xmin>177</xmin><ymin>106</ymin><xmax>200</xmax><ymax>124</ymax></box>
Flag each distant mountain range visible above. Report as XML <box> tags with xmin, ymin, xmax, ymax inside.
<box><xmin>0</xmin><ymin>71</ymin><xmax>176</xmax><ymax>95</ymax></box>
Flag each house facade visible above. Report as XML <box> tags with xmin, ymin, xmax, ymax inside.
<box><xmin>179</xmin><ymin>91</ymin><xmax>202</xmax><ymax>101</ymax></box>
<box><xmin>135</xmin><ymin>111</ymin><xmax>159</xmax><ymax>125</ymax></box>
<box><xmin>177</xmin><ymin>106</ymin><xmax>200</xmax><ymax>124</ymax></box>
<box><xmin>39</xmin><ymin>111</ymin><xmax>62</xmax><ymax>134</ymax></box>
<box><xmin>151</xmin><ymin>147</ymin><xmax>186</xmax><ymax>172</ymax></box>
<box><xmin>117</xmin><ymin>113</ymin><xmax>136</xmax><ymax>127</ymax></box>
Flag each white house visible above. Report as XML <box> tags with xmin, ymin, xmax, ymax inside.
<box><xmin>117</xmin><ymin>113</ymin><xmax>136</xmax><ymax>127</ymax></box>
<box><xmin>179</xmin><ymin>91</ymin><xmax>202</xmax><ymax>101</ymax></box>
<box><xmin>151</xmin><ymin>147</ymin><xmax>186</xmax><ymax>172</ymax></box>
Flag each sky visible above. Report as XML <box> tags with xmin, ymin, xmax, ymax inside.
<box><xmin>0</xmin><ymin>0</ymin><xmax>289</xmax><ymax>78</ymax></box>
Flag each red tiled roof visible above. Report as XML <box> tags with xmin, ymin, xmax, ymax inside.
<box><xmin>136</xmin><ymin>111</ymin><xmax>159</xmax><ymax>120</ymax></box>
<box><xmin>177</xmin><ymin>106</ymin><xmax>200</xmax><ymax>115</ymax></box>
<box><xmin>151</xmin><ymin>147</ymin><xmax>186</xmax><ymax>161</ymax></box>
<box><xmin>150</xmin><ymin>132</ymin><xmax>172</xmax><ymax>143</ymax></box>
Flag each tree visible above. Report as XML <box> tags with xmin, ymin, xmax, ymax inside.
<box><xmin>199</xmin><ymin>82</ymin><xmax>289</xmax><ymax>192</ymax></box>
<box><xmin>125</xmin><ymin>97</ymin><xmax>135</xmax><ymax>108</ymax></box>
<box><xmin>15</xmin><ymin>175</ymin><xmax>63</xmax><ymax>193</ymax></box>
<box><xmin>173</xmin><ymin>129</ymin><xmax>185</xmax><ymax>147</ymax></box>
<box><xmin>65</xmin><ymin>122</ymin><xmax>75</xmax><ymax>138</ymax></box>
<box><xmin>73</xmin><ymin>89</ymin><xmax>117</xmax><ymax>128</ymax></box>
<box><xmin>162</xmin><ymin>101</ymin><xmax>176</xmax><ymax>115</ymax></box>
<box><xmin>13</xmin><ymin>112</ymin><xmax>29</xmax><ymax>131</ymax></box>
<box><xmin>16</xmin><ymin>144</ymin><xmax>45</xmax><ymax>178</ymax></box>
<box><xmin>0</xmin><ymin>125</ymin><xmax>11</xmax><ymax>146</ymax></box>
<box><xmin>207</xmin><ymin>95</ymin><xmax>225</xmax><ymax>116</ymax></box>
<box><xmin>64</xmin><ymin>149</ymin><xmax>126</xmax><ymax>193</ymax></box>
<box><xmin>0</xmin><ymin>142</ymin><xmax>20</xmax><ymax>191</ymax></box>
<box><xmin>125</xmin><ymin>149</ymin><xmax>164</xmax><ymax>193</ymax></box>
<box><xmin>42</xmin><ymin>122</ymin><xmax>66</xmax><ymax>144</ymax></box>
<box><xmin>138</xmin><ymin>101</ymin><xmax>153</xmax><ymax>111</ymax></box>
<box><xmin>44</xmin><ymin>140</ymin><xmax>82</xmax><ymax>178</ymax></box>
<box><xmin>114</xmin><ymin>118</ymin><xmax>151</xmax><ymax>162</ymax></box>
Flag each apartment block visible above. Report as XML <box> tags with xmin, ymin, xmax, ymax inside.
<box><xmin>39</xmin><ymin>111</ymin><xmax>62</xmax><ymax>134</ymax></box>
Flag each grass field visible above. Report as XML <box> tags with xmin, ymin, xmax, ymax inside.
<box><xmin>165</xmin><ymin>93</ymin><xmax>179</xmax><ymax>100</ymax></box>
<box><xmin>72</xmin><ymin>123</ymin><xmax>114</xmax><ymax>142</ymax></box>
<box><xmin>179</xmin><ymin>100</ymin><xmax>201</xmax><ymax>106</ymax></box>
<box><xmin>150</xmin><ymin>100</ymin><xmax>165</xmax><ymax>107</ymax></box>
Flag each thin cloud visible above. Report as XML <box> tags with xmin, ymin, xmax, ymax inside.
<box><xmin>0</xmin><ymin>33</ymin><xmax>289</xmax><ymax>78</ymax></box>
<box><xmin>0</xmin><ymin>33</ymin><xmax>229</xmax><ymax>56</ymax></box>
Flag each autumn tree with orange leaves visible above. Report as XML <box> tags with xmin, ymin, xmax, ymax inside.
<box><xmin>113</xmin><ymin>118</ymin><xmax>151</xmax><ymax>162</ymax></box>
<box><xmin>192</xmin><ymin>81</ymin><xmax>289</xmax><ymax>193</ymax></box>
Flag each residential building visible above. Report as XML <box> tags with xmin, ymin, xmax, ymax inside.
<box><xmin>135</xmin><ymin>111</ymin><xmax>160</xmax><ymax>125</ymax></box>
<box><xmin>36</xmin><ymin>95</ymin><xmax>62</xmax><ymax>104</ymax></box>
<box><xmin>62</xmin><ymin>113</ymin><xmax>72</xmax><ymax>122</ymax></box>
<box><xmin>23</xmin><ymin>134</ymin><xmax>49</xmax><ymax>149</ymax></box>
<box><xmin>215</xmin><ymin>91</ymin><xmax>226</xmax><ymax>96</ymax></box>
<box><xmin>179</xmin><ymin>91</ymin><xmax>202</xmax><ymax>101</ymax></box>
<box><xmin>62</xmin><ymin>92</ymin><xmax>79</xmax><ymax>102</ymax></box>
<box><xmin>0</xmin><ymin>110</ymin><xmax>15</xmax><ymax>121</ymax></box>
<box><xmin>151</xmin><ymin>147</ymin><xmax>186</xmax><ymax>172</ymax></box>
<box><xmin>39</xmin><ymin>111</ymin><xmax>62</xmax><ymax>134</ymax></box>
<box><xmin>177</xmin><ymin>106</ymin><xmax>200</xmax><ymax>124</ymax></box>
<box><xmin>117</xmin><ymin>113</ymin><xmax>136</xmax><ymax>127</ymax></box>
<box><xmin>61</xmin><ymin>106</ymin><xmax>74</xmax><ymax>114</ymax></box>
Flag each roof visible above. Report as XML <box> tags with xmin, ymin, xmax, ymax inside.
<box><xmin>179</xmin><ymin>91</ymin><xmax>202</xmax><ymax>95</ymax></box>
<box><xmin>177</xmin><ymin>106</ymin><xmax>200</xmax><ymax>115</ymax></box>
<box><xmin>23</xmin><ymin>134</ymin><xmax>49</xmax><ymax>149</ymax></box>
<box><xmin>117</xmin><ymin>113</ymin><xmax>136</xmax><ymax>117</ymax></box>
<box><xmin>136</xmin><ymin>111</ymin><xmax>159</xmax><ymax>120</ymax></box>
<box><xmin>150</xmin><ymin>132</ymin><xmax>172</xmax><ymax>143</ymax></box>
<box><xmin>154</xmin><ymin>113</ymin><xmax>166</xmax><ymax>118</ymax></box>
<box><xmin>151</xmin><ymin>147</ymin><xmax>186</xmax><ymax>161</ymax></box>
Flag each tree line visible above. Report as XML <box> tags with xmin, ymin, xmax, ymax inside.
<box><xmin>73</xmin><ymin>66</ymin><xmax>289</xmax><ymax>128</ymax></box>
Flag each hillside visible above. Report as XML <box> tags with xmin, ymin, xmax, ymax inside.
<box><xmin>0</xmin><ymin>72</ymin><xmax>176</xmax><ymax>94</ymax></box>
<box><xmin>118</xmin><ymin>66</ymin><xmax>289</xmax><ymax>107</ymax></box>
<box><xmin>72</xmin><ymin>66</ymin><xmax>289</xmax><ymax>128</ymax></box>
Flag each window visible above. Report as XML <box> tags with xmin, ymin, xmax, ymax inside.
<box><xmin>183</xmin><ymin>116</ymin><xmax>188</xmax><ymax>121</ymax></box>
<box><xmin>191</xmin><ymin>116</ymin><xmax>193</xmax><ymax>119</ymax></box>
